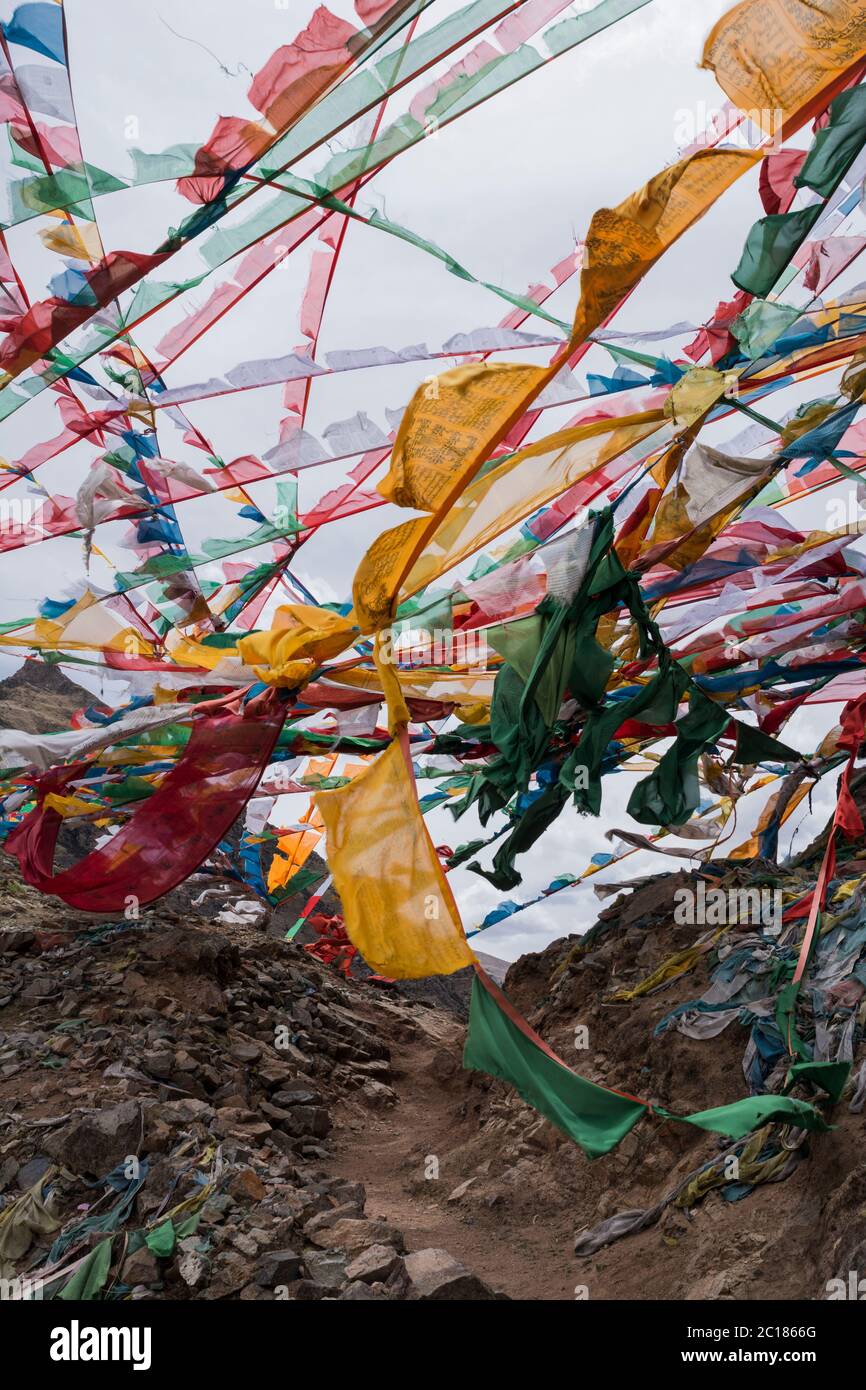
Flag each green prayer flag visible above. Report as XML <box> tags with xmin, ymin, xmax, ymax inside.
<box><xmin>57</xmin><ymin>1237</ymin><xmax>113</xmax><ymax>1301</ymax></box>
<box><xmin>732</xmin><ymin>205</ymin><xmax>822</xmax><ymax>297</ymax></box>
<box><xmin>785</xmin><ymin>1059</ymin><xmax>850</xmax><ymax>1104</ymax></box>
<box><xmin>627</xmin><ymin>687</ymin><xmax>728</xmax><ymax>826</ymax></box>
<box><xmin>658</xmin><ymin>1093</ymin><xmax>830</xmax><ymax>1140</ymax></box>
<box><xmin>465</xmin><ymin>977</ymin><xmax>832</xmax><ymax>1161</ymax></box>
<box><xmin>796</xmin><ymin>85</ymin><xmax>866</xmax><ymax>199</ymax></box>
<box><xmin>464</xmin><ymin>975</ymin><xmax>646</xmax><ymax>1158</ymax></box>
<box><xmin>731</xmin><ymin>300</ymin><xmax>803</xmax><ymax>359</ymax></box>
<box><xmin>468</xmin><ymin>781</ymin><xmax>569</xmax><ymax>890</ymax></box>
<box><xmin>269</xmin><ymin>861</ymin><xmax>327</xmax><ymax>905</ymax></box>
<box><xmin>733</xmin><ymin>720</ymin><xmax>803</xmax><ymax>766</ymax></box>
<box><xmin>145</xmin><ymin>1219</ymin><xmax>176</xmax><ymax>1258</ymax></box>
<box><xmin>174</xmin><ymin>1212</ymin><xmax>203</xmax><ymax>1239</ymax></box>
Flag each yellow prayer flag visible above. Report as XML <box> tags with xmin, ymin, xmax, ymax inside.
<box><xmin>354</xmin><ymin>365</ymin><xmax>546</xmax><ymax>631</ymax></box>
<box><xmin>3</xmin><ymin>590</ymin><xmax>155</xmax><ymax>659</ymax></box>
<box><xmin>378</xmin><ymin>362</ymin><xmax>546</xmax><ymax>512</ymax></box>
<box><xmin>329</xmin><ymin>664</ymin><xmax>496</xmax><ymax>704</ymax></box>
<box><xmin>729</xmin><ymin>780</ymin><xmax>812</xmax><ymax>859</ymax></box>
<box><xmin>664</xmin><ymin>367</ymin><xmax>732</xmax><ymax>427</ymax></box>
<box><xmin>267</xmin><ymin>826</ymin><xmax>322</xmax><ymax>892</ymax></box>
<box><xmin>39</xmin><ymin>220</ymin><xmax>102</xmax><ymax>262</ymax></box>
<box><xmin>43</xmin><ymin>793</ymin><xmax>98</xmax><ymax>819</ymax></box>
<box><xmin>401</xmin><ymin>412</ymin><xmax>666</xmax><ymax>599</ymax></box>
<box><xmin>646</xmin><ymin>442</ymin><xmax>775</xmax><ymax>570</ymax></box>
<box><xmin>352</xmin><ymin>149</ymin><xmax>758</xmax><ymax>633</ymax></box>
<box><xmin>237</xmin><ymin>603</ymin><xmax>355</xmax><ymax>687</ymax></box>
<box><xmin>315</xmin><ymin>738</ymin><xmax>475</xmax><ymax>979</ymax></box>
<box><xmin>703</xmin><ymin>0</ymin><xmax>866</xmax><ymax>132</ymax></box>
<box><xmin>572</xmin><ymin>149</ymin><xmax>760</xmax><ymax>342</ymax></box>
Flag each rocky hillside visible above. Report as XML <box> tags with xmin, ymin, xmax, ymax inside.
<box><xmin>0</xmin><ymin>869</ymin><xmax>504</xmax><ymax>1301</ymax></box>
<box><xmin>4</xmin><ymin>839</ymin><xmax>866</xmax><ymax>1301</ymax></box>
<box><xmin>431</xmin><ymin>861</ymin><xmax>866</xmax><ymax>1300</ymax></box>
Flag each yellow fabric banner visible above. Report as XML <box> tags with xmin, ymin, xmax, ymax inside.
<box><xmin>703</xmin><ymin>0</ymin><xmax>866</xmax><ymax>132</ymax></box>
<box><xmin>645</xmin><ymin>442</ymin><xmax>776</xmax><ymax>570</ymax></box>
<box><xmin>378</xmin><ymin>362</ymin><xmax>546</xmax><ymax>512</ymax></box>
<box><xmin>330</xmin><ymin>665</ymin><xmax>496</xmax><ymax>704</ymax></box>
<box><xmin>312</xmin><ymin>739</ymin><xmax>475</xmax><ymax>978</ymax></box>
<box><xmin>615</xmin><ymin>436</ymin><xmax>689</xmax><ymax>570</ymax></box>
<box><xmin>371</xmin><ymin>629</ymin><xmax>411</xmax><ymax>735</ymax></box>
<box><xmin>165</xmin><ymin>632</ymin><xmax>233</xmax><ymax>671</ymax></box>
<box><xmin>352</xmin><ymin>147</ymin><xmax>758</xmax><ymax>633</ymax></box>
<box><xmin>354</xmin><ymin>363</ymin><xmax>547</xmax><ymax>631</ymax></box>
<box><xmin>43</xmin><ymin>793</ymin><xmax>99</xmax><ymax>819</ymax></box>
<box><xmin>663</xmin><ymin>367</ymin><xmax>732</xmax><ymax>428</ymax></box>
<box><xmin>570</xmin><ymin>149</ymin><xmax>760</xmax><ymax>342</ymax></box>
<box><xmin>236</xmin><ymin>603</ymin><xmax>355</xmax><ymax>687</ymax></box>
<box><xmin>402</xmin><ymin>412</ymin><xmax>667</xmax><ymax>599</ymax></box>
<box><xmin>39</xmin><ymin>221</ymin><xmax>102</xmax><ymax>262</ymax></box>
<box><xmin>268</xmin><ymin>826</ymin><xmax>322</xmax><ymax>892</ymax></box>
<box><xmin>0</xmin><ymin>590</ymin><xmax>155</xmax><ymax>659</ymax></box>
<box><xmin>314</xmin><ymin>736</ymin><xmax>475</xmax><ymax>979</ymax></box>
<box><xmin>729</xmin><ymin>780</ymin><xmax>812</xmax><ymax>860</ymax></box>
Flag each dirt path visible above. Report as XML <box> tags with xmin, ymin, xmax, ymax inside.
<box><xmin>330</xmin><ymin>1006</ymin><xmax>577</xmax><ymax>1300</ymax></box>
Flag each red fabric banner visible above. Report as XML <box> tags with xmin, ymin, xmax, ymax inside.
<box><xmin>4</xmin><ymin>692</ymin><xmax>288</xmax><ymax>911</ymax></box>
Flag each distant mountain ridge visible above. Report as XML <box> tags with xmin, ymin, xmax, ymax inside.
<box><xmin>0</xmin><ymin>660</ymin><xmax>88</xmax><ymax>735</ymax></box>
<box><xmin>473</xmin><ymin>949</ymin><xmax>509</xmax><ymax>983</ymax></box>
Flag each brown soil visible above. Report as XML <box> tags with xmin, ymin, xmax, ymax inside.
<box><xmin>329</xmin><ymin>999</ymin><xmax>578</xmax><ymax>1299</ymax></box>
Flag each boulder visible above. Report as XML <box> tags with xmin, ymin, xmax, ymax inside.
<box><xmin>44</xmin><ymin>1100</ymin><xmax>143</xmax><ymax>1178</ymax></box>
<box><xmin>344</xmin><ymin>1244</ymin><xmax>402</xmax><ymax>1284</ymax></box>
<box><xmin>404</xmin><ymin>1248</ymin><xmax>500</xmax><ymax>1301</ymax></box>
<box><xmin>254</xmin><ymin>1247</ymin><xmax>304</xmax><ymax>1287</ymax></box>
<box><xmin>122</xmin><ymin>1247</ymin><xmax>161</xmax><ymax>1288</ymax></box>
<box><xmin>228</xmin><ymin>1168</ymin><xmax>267</xmax><ymax>1202</ymax></box>
<box><xmin>311</xmin><ymin>1217</ymin><xmax>404</xmax><ymax>1255</ymax></box>
<box><xmin>360</xmin><ymin>1079</ymin><xmax>397</xmax><ymax>1107</ymax></box>
<box><xmin>339</xmin><ymin>1280</ymin><xmax>383</xmax><ymax>1301</ymax></box>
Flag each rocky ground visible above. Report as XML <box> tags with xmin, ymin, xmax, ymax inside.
<box><xmin>0</xmin><ymin>664</ymin><xmax>511</xmax><ymax>1301</ymax></box>
<box><xmin>0</xmin><ymin>863</ymin><xmax>504</xmax><ymax>1301</ymax></box>
<box><xmin>5</xmin><ymin>849</ymin><xmax>865</xmax><ymax>1303</ymax></box>
<box><xmin>435</xmin><ymin>865</ymin><xmax>866</xmax><ymax>1302</ymax></box>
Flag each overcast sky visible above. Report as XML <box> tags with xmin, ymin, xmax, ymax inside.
<box><xmin>1</xmin><ymin>0</ymin><xmax>861</xmax><ymax>958</ymax></box>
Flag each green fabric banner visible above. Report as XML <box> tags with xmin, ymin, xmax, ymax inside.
<box><xmin>627</xmin><ymin>686</ymin><xmax>728</xmax><ymax>826</ymax></box>
<box><xmin>796</xmin><ymin>84</ymin><xmax>866</xmax><ymax>198</ymax></box>
<box><xmin>464</xmin><ymin>973</ymin><xmax>646</xmax><ymax>1158</ymax></box>
<box><xmin>732</xmin><ymin>204</ymin><xmax>822</xmax><ymax>297</ymax></box>
<box><xmin>657</xmin><ymin>1093</ymin><xmax>830</xmax><ymax>1140</ymax></box>
<box><xmin>786</xmin><ymin>1059</ymin><xmax>850</xmax><ymax>1104</ymax></box>
<box><xmin>464</xmin><ymin>975</ymin><xmax>832</xmax><ymax>1160</ymax></box>
<box><xmin>733</xmin><ymin>719</ymin><xmax>803</xmax><ymax>766</ymax></box>
<box><xmin>56</xmin><ymin>1237</ymin><xmax>113</xmax><ymax>1301</ymax></box>
<box><xmin>733</xmin><ymin>83</ymin><xmax>866</xmax><ymax>297</ymax></box>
